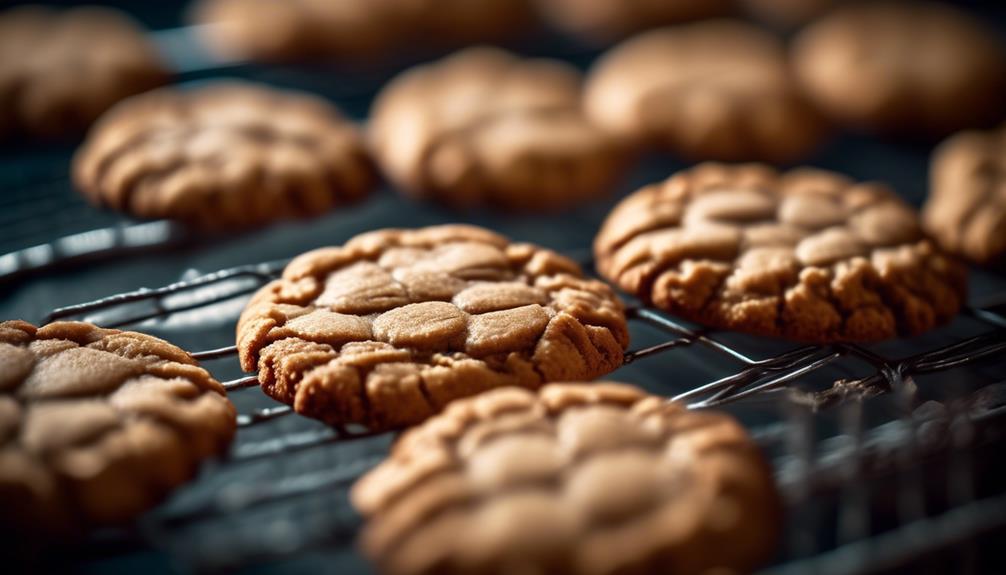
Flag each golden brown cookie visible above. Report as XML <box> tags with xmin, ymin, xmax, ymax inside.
<box><xmin>352</xmin><ymin>382</ymin><xmax>780</xmax><ymax>575</ymax></box>
<box><xmin>923</xmin><ymin>124</ymin><xmax>1006</xmax><ymax>265</ymax></box>
<box><xmin>792</xmin><ymin>1</ymin><xmax>1006</xmax><ymax>137</ymax></box>
<box><xmin>370</xmin><ymin>48</ymin><xmax>626</xmax><ymax>211</ymax></box>
<box><xmin>594</xmin><ymin>163</ymin><xmax>968</xmax><ymax>343</ymax></box>
<box><xmin>0</xmin><ymin>320</ymin><xmax>235</xmax><ymax>539</ymax></box>
<box><xmin>0</xmin><ymin>5</ymin><xmax>168</xmax><ymax>140</ymax></box>
<box><xmin>534</xmin><ymin>0</ymin><xmax>732</xmax><ymax>43</ymax></box>
<box><xmin>73</xmin><ymin>81</ymin><xmax>375</xmax><ymax>230</ymax></box>
<box><xmin>193</xmin><ymin>0</ymin><xmax>529</xmax><ymax>63</ymax></box>
<box><xmin>237</xmin><ymin>225</ymin><xmax>629</xmax><ymax>431</ymax></box>
<box><xmin>584</xmin><ymin>20</ymin><xmax>825</xmax><ymax>163</ymax></box>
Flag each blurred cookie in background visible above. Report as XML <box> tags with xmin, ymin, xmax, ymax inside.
<box><xmin>595</xmin><ymin>163</ymin><xmax>967</xmax><ymax>343</ymax></box>
<box><xmin>793</xmin><ymin>1</ymin><xmax>1006</xmax><ymax>137</ymax></box>
<box><xmin>741</xmin><ymin>0</ymin><xmax>834</xmax><ymax>28</ymax></box>
<box><xmin>193</xmin><ymin>0</ymin><xmax>531</xmax><ymax>64</ymax></box>
<box><xmin>0</xmin><ymin>320</ymin><xmax>235</xmax><ymax>541</ymax></box>
<box><xmin>924</xmin><ymin>124</ymin><xmax>1006</xmax><ymax>266</ymax></box>
<box><xmin>533</xmin><ymin>0</ymin><xmax>732</xmax><ymax>44</ymax></box>
<box><xmin>352</xmin><ymin>382</ymin><xmax>780</xmax><ymax>575</ymax></box>
<box><xmin>370</xmin><ymin>48</ymin><xmax>626</xmax><ymax>211</ymax></box>
<box><xmin>585</xmin><ymin>20</ymin><xmax>826</xmax><ymax>163</ymax></box>
<box><xmin>73</xmin><ymin>81</ymin><xmax>375</xmax><ymax>230</ymax></box>
<box><xmin>0</xmin><ymin>5</ymin><xmax>169</xmax><ymax>141</ymax></box>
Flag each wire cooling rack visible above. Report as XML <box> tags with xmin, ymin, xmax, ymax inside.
<box><xmin>37</xmin><ymin>251</ymin><xmax>1006</xmax><ymax>575</ymax></box>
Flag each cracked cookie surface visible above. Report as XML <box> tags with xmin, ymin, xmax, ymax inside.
<box><xmin>73</xmin><ymin>81</ymin><xmax>375</xmax><ymax>229</ymax></box>
<box><xmin>351</xmin><ymin>382</ymin><xmax>779</xmax><ymax>575</ymax></box>
<box><xmin>584</xmin><ymin>20</ymin><xmax>825</xmax><ymax>163</ymax></box>
<box><xmin>237</xmin><ymin>225</ymin><xmax>629</xmax><ymax>431</ymax></box>
<box><xmin>0</xmin><ymin>5</ymin><xmax>168</xmax><ymax>140</ymax></box>
<box><xmin>793</xmin><ymin>1</ymin><xmax>1006</xmax><ymax>136</ymax></box>
<box><xmin>594</xmin><ymin>163</ymin><xmax>967</xmax><ymax>342</ymax></box>
<box><xmin>370</xmin><ymin>48</ymin><xmax>625</xmax><ymax>211</ymax></box>
<box><xmin>924</xmin><ymin>124</ymin><xmax>1006</xmax><ymax>265</ymax></box>
<box><xmin>0</xmin><ymin>321</ymin><xmax>235</xmax><ymax>538</ymax></box>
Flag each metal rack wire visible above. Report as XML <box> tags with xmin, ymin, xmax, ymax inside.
<box><xmin>38</xmin><ymin>252</ymin><xmax>1006</xmax><ymax>574</ymax></box>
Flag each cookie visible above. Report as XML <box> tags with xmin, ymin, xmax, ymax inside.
<box><xmin>236</xmin><ymin>225</ymin><xmax>629</xmax><ymax>431</ymax></box>
<box><xmin>584</xmin><ymin>20</ymin><xmax>825</xmax><ymax>163</ymax></box>
<box><xmin>0</xmin><ymin>5</ymin><xmax>168</xmax><ymax>141</ymax></box>
<box><xmin>0</xmin><ymin>320</ymin><xmax>235</xmax><ymax>539</ymax></box>
<box><xmin>351</xmin><ymin>383</ymin><xmax>780</xmax><ymax>575</ymax></box>
<box><xmin>792</xmin><ymin>1</ymin><xmax>1006</xmax><ymax>137</ymax></box>
<box><xmin>73</xmin><ymin>81</ymin><xmax>375</xmax><ymax>229</ymax></box>
<box><xmin>193</xmin><ymin>0</ymin><xmax>529</xmax><ymax>64</ymax></box>
<box><xmin>923</xmin><ymin>124</ymin><xmax>1006</xmax><ymax>265</ymax></box>
<box><xmin>370</xmin><ymin>48</ymin><xmax>626</xmax><ymax>211</ymax></box>
<box><xmin>594</xmin><ymin>163</ymin><xmax>967</xmax><ymax>343</ymax></box>
<box><xmin>533</xmin><ymin>0</ymin><xmax>732</xmax><ymax>43</ymax></box>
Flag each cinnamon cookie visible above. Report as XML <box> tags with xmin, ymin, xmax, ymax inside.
<box><xmin>924</xmin><ymin>124</ymin><xmax>1006</xmax><ymax>265</ymax></box>
<box><xmin>793</xmin><ymin>1</ymin><xmax>1006</xmax><ymax>136</ymax></box>
<box><xmin>237</xmin><ymin>225</ymin><xmax>629</xmax><ymax>431</ymax></box>
<box><xmin>0</xmin><ymin>320</ymin><xmax>235</xmax><ymax>539</ymax></box>
<box><xmin>595</xmin><ymin>163</ymin><xmax>967</xmax><ymax>343</ymax></box>
<box><xmin>193</xmin><ymin>0</ymin><xmax>528</xmax><ymax>63</ymax></box>
<box><xmin>585</xmin><ymin>20</ymin><xmax>825</xmax><ymax>163</ymax></box>
<box><xmin>352</xmin><ymin>383</ymin><xmax>780</xmax><ymax>575</ymax></box>
<box><xmin>370</xmin><ymin>48</ymin><xmax>625</xmax><ymax>211</ymax></box>
<box><xmin>0</xmin><ymin>5</ymin><xmax>168</xmax><ymax>140</ymax></box>
<box><xmin>534</xmin><ymin>0</ymin><xmax>732</xmax><ymax>43</ymax></box>
<box><xmin>73</xmin><ymin>82</ymin><xmax>375</xmax><ymax>229</ymax></box>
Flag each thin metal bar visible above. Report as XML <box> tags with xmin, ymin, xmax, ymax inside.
<box><xmin>628</xmin><ymin>307</ymin><xmax>757</xmax><ymax>364</ymax></box>
<box><xmin>45</xmin><ymin>262</ymin><xmax>284</xmax><ymax>322</ymax></box>
<box><xmin>622</xmin><ymin>338</ymin><xmax>690</xmax><ymax>363</ymax></box>
<box><xmin>222</xmin><ymin>375</ymin><xmax>260</xmax><ymax>392</ymax></box>
<box><xmin>192</xmin><ymin>345</ymin><xmax>240</xmax><ymax>360</ymax></box>
<box><xmin>236</xmin><ymin>405</ymin><xmax>293</xmax><ymax>427</ymax></box>
<box><xmin>692</xmin><ymin>351</ymin><xmax>843</xmax><ymax>408</ymax></box>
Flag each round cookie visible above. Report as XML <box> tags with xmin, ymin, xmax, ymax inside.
<box><xmin>73</xmin><ymin>81</ymin><xmax>375</xmax><ymax>230</ymax></box>
<box><xmin>0</xmin><ymin>320</ymin><xmax>235</xmax><ymax>539</ymax></box>
<box><xmin>351</xmin><ymin>382</ymin><xmax>780</xmax><ymax>575</ymax></box>
<box><xmin>533</xmin><ymin>0</ymin><xmax>732</xmax><ymax>44</ymax></box>
<box><xmin>594</xmin><ymin>163</ymin><xmax>967</xmax><ymax>343</ymax></box>
<box><xmin>370</xmin><ymin>48</ymin><xmax>626</xmax><ymax>211</ymax></box>
<box><xmin>193</xmin><ymin>0</ymin><xmax>529</xmax><ymax>64</ymax></box>
<box><xmin>792</xmin><ymin>1</ymin><xmax>1006</xmax><ymax>137</ymax></box>
<box><xmin>236</xmin><ymin>225</ymin><xmax>629</xmax><ymax>431</ymax></box>
<box><xmin>584</xmin><ymin>20</ymin><xmax>825</xmax><ymax>163</ymax></box>
<box><xmin>923</xmin><ymin>124</ymin><xmax>1006</xmax><ymax>265</ymax></box>
<box><xmin>0</xmin><ymin>5</ymin><xmax>168</xmax><ymax>141</ymax></box>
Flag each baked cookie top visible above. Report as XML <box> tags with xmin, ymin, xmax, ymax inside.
<box><xmin>594</xmin><ymin>163</ymin><xmax>967</xmax><ymax>343</ymax></box>
<box><xmin>73</xmin><ymin>81</ymin><xmax>375</xmax><ymax>230</ymax></box>
<box><xmin>237</xmin><ymin>225</ymin><xmax>629</xmax><ymax>431</ymax></box>
<box><xmin>0</xmin><ymin>320</ymin><xmax>235</xmax><ymax>537</ymax></box>
<box><xmin>0</xmin><ymin>5</ymin><xmax>168</xmax><ymax>140</ymax></box>
<box><xmin>793</xmin><ymin>1</ymin><xmax>1006</xmax><ymax>136</ymax></box>
<box><xmin>193</xmin><ymin>0</ymin><xmax>528</xmax><ymax>63</ymax></box>
<box><xmin>924</xmin><ymin>124</ymin><xmax>1006</xmax><ymax>265</ymax></box>
<box><xmin>534</xmin><ymin>0</ymin><xmax>732</xmax><ymax>43</ymax></box>
<box><xmin>352</xmin><ymin>383</ymin><xmax>779</xmax><ymax>575</ymax></box>
<box><xmin>370</xmin><ymin>48</ymin><xmax>625</xmax><ymax>211</ymax></box>
<box><xmin>584</xmin><ymin>20</ymin><xmax>825</xmax><ymax>163</ymax></box>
